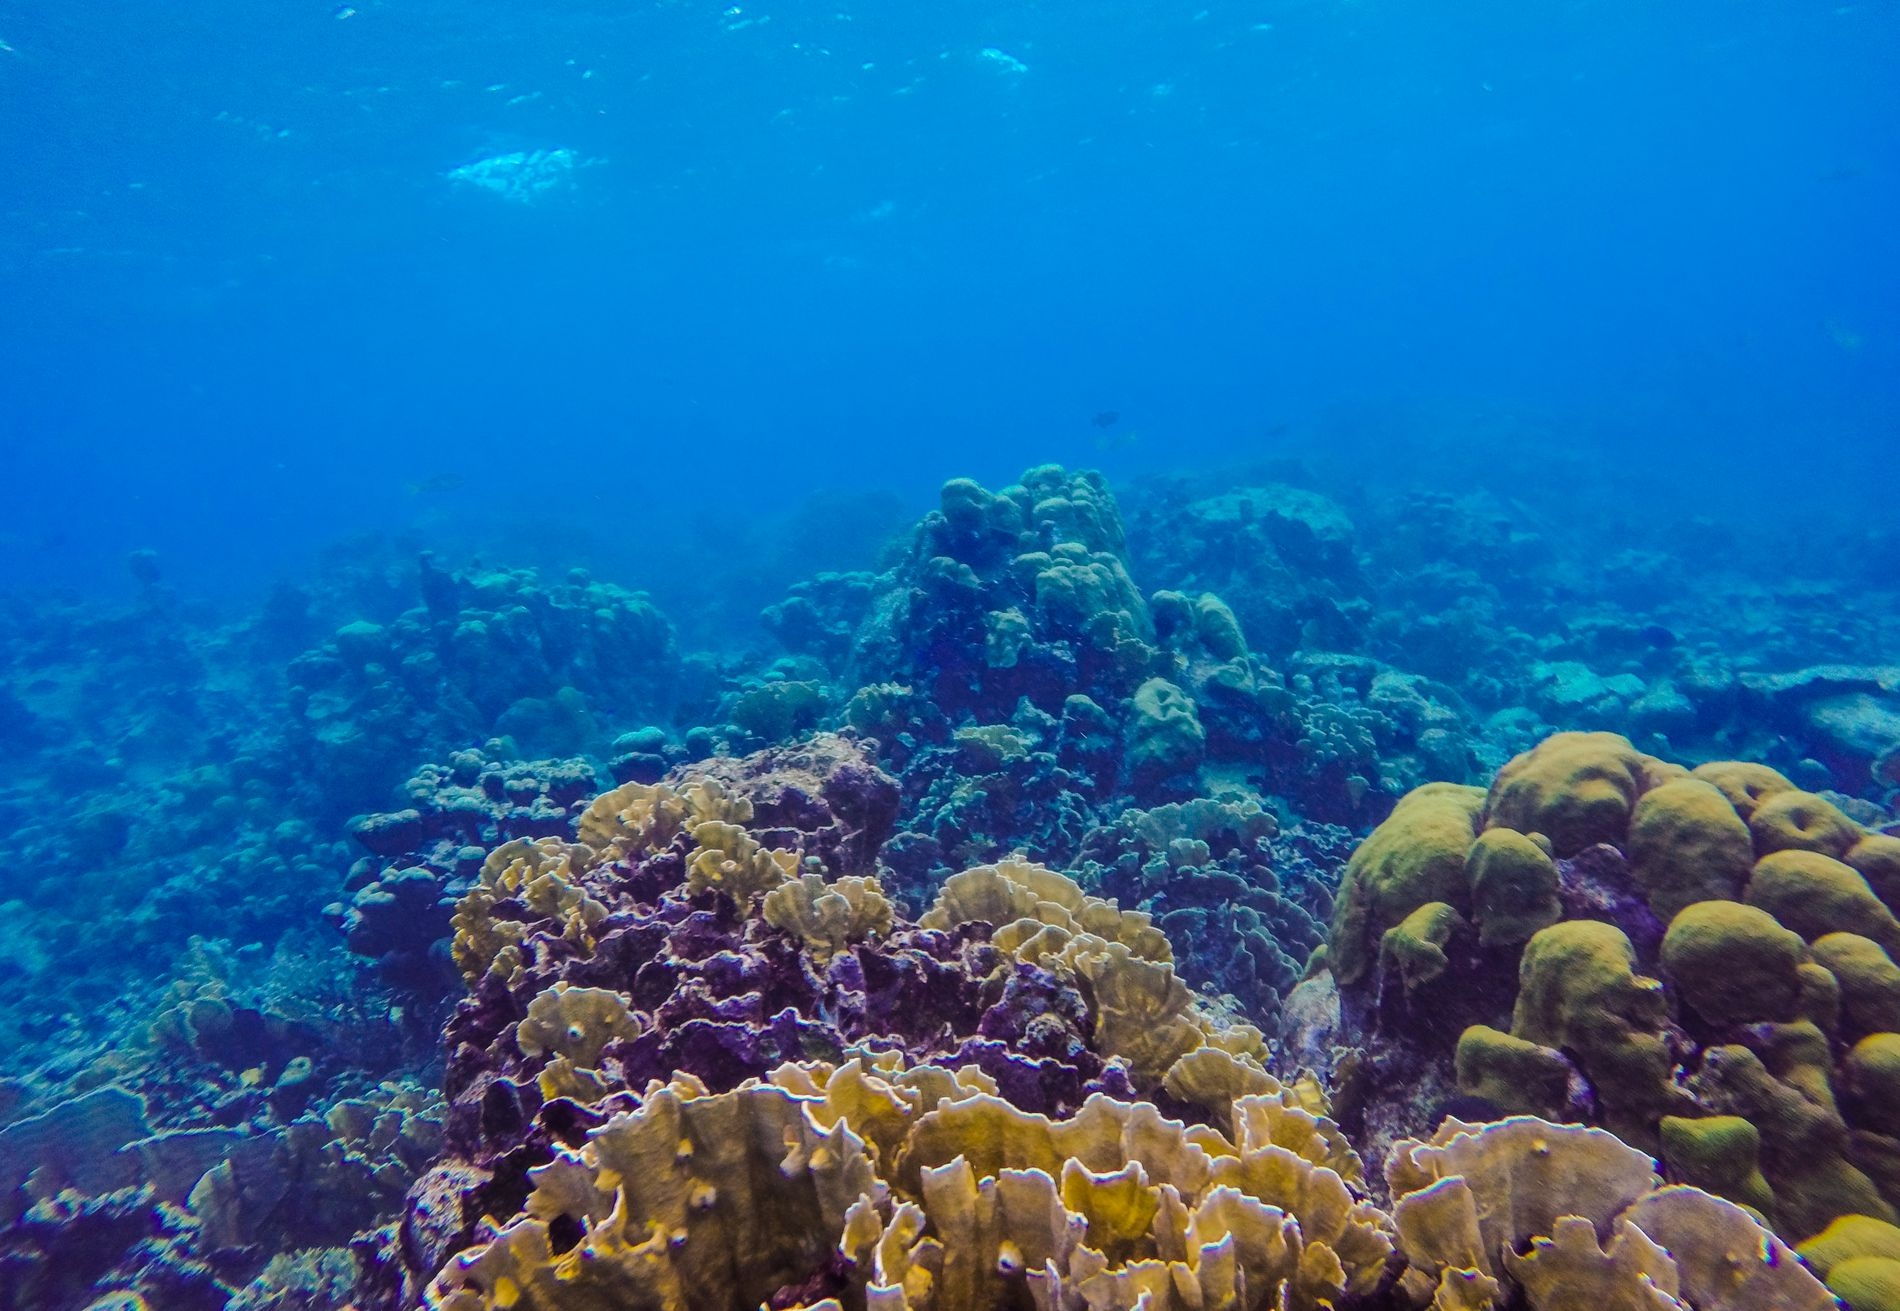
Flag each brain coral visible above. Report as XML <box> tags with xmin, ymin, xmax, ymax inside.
<box><xmin>1297</xmin><ymin>728</ymin><xmax>1900</xmax><ymax>1247</ymax></box>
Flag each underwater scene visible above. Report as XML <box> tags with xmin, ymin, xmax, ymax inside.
<box><xmin>3</xmin><ymin>1</ymin><xmax>1900</xmax><ymax>1308</ymax></box>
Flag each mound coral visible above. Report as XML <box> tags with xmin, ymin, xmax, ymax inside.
<box><xmin>1301</xmin><ymin>728</ymin><xmax>1900</xmax><ymax>1248</ymax></box>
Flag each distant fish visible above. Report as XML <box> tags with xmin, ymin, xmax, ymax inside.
<box><xmin>1817</xmin><ymin>163</ymin><xmax>1863</xmax><ymax>182</ymax></box>
<box><xmin>978</xmin><ymin>47</ymin><xmax>1029</xmax><ymax>75</ymax></box>
<box><xmin>406</xmin><ymin>473</ymin><xmax>466</xmax><ymax>496</ymax></box>
<box><xmin>1261</xmin><ymin>421</ymin><xmax>1290</xmax><ymax>439</ymax></box>
<box><xmin>1091</xmin><ymin>410</ymin><xmax>1120</xmax><ymax>429</ymax></box>
<box><xmin>445</xmin><ymin>147</ymin><xmax>593</xmax><ymax>204</ymax></box>
<box><xmin>1095</xmin><ymin>429</ymin><xmax>1141</xmax><ymax>453</ymax></box>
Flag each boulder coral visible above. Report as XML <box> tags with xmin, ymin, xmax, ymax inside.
<box><xmin>1300</xmin><ymin>728</ymin><xmax>1900</xmax><ymax>1248</ymax></box>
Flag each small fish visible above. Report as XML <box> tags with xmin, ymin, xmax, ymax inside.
<box><xmin>406</xmin><ymin>472</ymin><xmax>466</xmax><ymax>496</ymax></box>
<box><xmin>1091</xmin><ymin>410</ymin><xmax>1120</xmax><ymax>429</ymax></box>
<box><xmin>978</xmin><ymin>47</ymin><xmax>1029</xmax><ymax>75</ymax></box>
<box><xmin>1095</xmin><ymin>429</ymin><xmax>1141</xmax><ymax>453</ymax></box>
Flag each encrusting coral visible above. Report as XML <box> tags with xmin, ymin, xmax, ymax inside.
<box><xmin>1298</xmin><ymin>728</ymin><xmax>1900</xmax><ymax>1252</ymax></box>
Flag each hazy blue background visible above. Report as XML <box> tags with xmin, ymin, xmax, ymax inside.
<box><xmin>3</xmin><ymin>0</ymin><xmax>1895</xmax><ymax>603</ymax></box>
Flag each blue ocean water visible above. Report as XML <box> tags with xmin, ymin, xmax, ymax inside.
<box><xmin>4</xmin><ymin>5</ymin><xmax>1900</xmax><ymax>1308</ymax></box>
<box><xmin>4</xmin><ymin>0</ymin><xmax>1895</xmax><ymax>602</ymax></box>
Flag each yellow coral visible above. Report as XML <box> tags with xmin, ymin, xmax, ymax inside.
<box><xmin>451</xmin><ymin>838</ymin><xmax>607</xmax><ymax>984</ymax></box>
<box><xmin>427</xmin><ymin>1079</ymin><xmax>878</xmax><ymax>1311</ymax></box>
<box><xmin>1748</xmin><ymin>849</ymin><xmax>1900</xmax><ymax>956</ymax></box>
<box><xmin>1800</xmin><ymin>1212</ymin><xmax>1900</xmax><ymax>1278</ymax></box>
<box><xmin>1627</xmin><ymin>778</ymin><xmax>1754</xmax><ymax>923</ymax></box>
<box><xmin>1328</xmin><ymin>782</ymin><xmax>1485</xmax><ymax>986</ymax></box>
<box><xmin>575</xmin><ymin>780</ymin><xmax>692</xmax><ymax>860</ymax></box>
<box><xmin>1660</xmin><ymin>900</ymin><xmax>1811</xmax><ymax>1027</ymax></box>
<box><xmin>1813</xmin><ymin>932</ymin><xmax>1900</xmax><ymax>1037</ymax></box>
<box><xmin>680</xmin><ymin>777</ymin><xmax>753</xmax><ymax>825</ymax></box>
<box><xmin>684</xmin><ymin>819</ymin><xmax>798</xmax><ymax>903</ymax></box>
<box><xmin>1824</xmin><ymin>1255</ymin><xmax>1900</xmax><ymax>1311</ymax></box>
<box><xmin>918</xmin><ymin>861</ymin><xmax>1258</xmax><ymax>1087</ymax></box>
<box><xmin>1464</xmin><ymin>827</ymin><xmax>1561</xmax><ymax>948</ymax></box>
<box><xmin>1844</xmin><ymin>1033</ymin><xmax>1900</xmax><ymax>1137</ymax></box>
<box><xmin>1848</xmin><ymin>833</ymin><xmax>1900</xmax><ymax>914</ymax></box>
<box><xmin>1501</xmin><ymin>1213</ymin><xmax>1679</xmax><ymax>1309</ymax></box>
<box><xmin>873</xmin><ymin>1086</ymin><xmax>1388</xmax><ymax>1311</ymax></box>
<box><xmin>1508</xmin><ymin>920</ymin><xmax>1677</xmax><ymax>1142</ymax></box>
<box><xmin>1390</xmin><ymin>1118</ymin><xmax>1832</xmax><ymax>1310</ymax></box>
<box><xmin>921</xmin><ymin>858</ymin><xmax>1167</xmax><ymax>960</ymax></box>
<box><xmin>1748</xmin><ymin>789</ymin><xmax>1861</xmax><ymax>859</ymax></box>
<box><xmin>1322</xmin><ymin>736</ymin><xmax>1900</xmax><ymax>1260</ymax></box>
<box><xmin>435</xmin><ymin>1038</ymin><xmax>1391</xmax><ymax>1311</ymax></box>
<box><xmin>1161</xmin><ymin>1046</ymin><xmax>1279</xmax><ymax>1125</ymax></box>
<box><xmin>1484</xmin><ymin>731</ymin><xmax>1682</xmax><ymax>858</ymax></box>
<box><xmin>1380</xmin><ymin>901</ymin><xmax>1464</xmax><ymax>990</ymax></box>
<box><xmin>1617</xmin><ymin>1185</ymin><xmax>1834</xmax><ymax>1309</ymax></box>
<box><xmin>1692</xmin><ymin>1038</ymin><xmax>1897</xmax><ymax>1240</ymax></box>
<box><xmin>537</xmin><ymin>1057</ymin><xmax>619</xmax><ymax>1106</ymax></box>
<box><xmin>763</xmin><ymin>874</ymin><xmax>895</xmax><ymax>963</ymax></box>
<box><xmin>1689</xmin><ymin>760</ymin><xmax>1794</xmax><ymax>821</ymax></box>
<box><xmin>517</xmin><ymin>983</ymin><xmax>644</xmax><ymax>1068</ymax></box>
<box><xmin>1658</xmin><ymin>1115</ymin><xmax>1776</xmax><ymax>1218</ymax></box>
<box><xmin>1069</xmin><ymin>941</ymin><xmax>1205</xmax><ymax>1083</ymax></box>
<box><xmin>1800</xmin><ymin>1215</ymin><xmax>1900</xmax><ymax>1310</ymax></box>
<box><xmin>1454</xmin><ymin>1025</ymin><xmax>1573</xmax><ymax>1122</ymax></box>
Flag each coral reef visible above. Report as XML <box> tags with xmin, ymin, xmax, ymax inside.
<box><xmin>0</xmin><ymin>1067</ymin><xmax>443</xmax><ymax>1308</ymax></box>
<box><xmin>285</xmin><ymin>556</ymin><xmax>680</xmax><ymax>808</ymax></box>
<box><xmin>368</xmin><ymin>738</ymin><xmax>1246</xmax><ymax>1303</ymax></box>
<box><xmin>0</xmin><ymin>553</ymin><xmax>692</xmax><ymax>1085</ymax></box>
<box><xmin>1074</xmin><ymin>795</ymin><xmax>1335</xmax><ymax>1029</ymax></box>
<box><xmin>1297</xmin><ymin>729</ymin><xmax>1900</xmax><ymax>1251</ymax></box>
<box><xmin>5</xmin><ymin>458</ymin><xmax>1897</xmax><ymax>1309</ymax></box>
<box><xmin>393</xmin><ymin>746</ymin><xmax>1825</xmax><ymax>1311</ymax></box>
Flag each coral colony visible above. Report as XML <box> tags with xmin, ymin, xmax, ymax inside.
<box><xmin>5</xmin><ymin>466</ymin><xmax>1900</xmax><ymax>1309</ymax></box>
